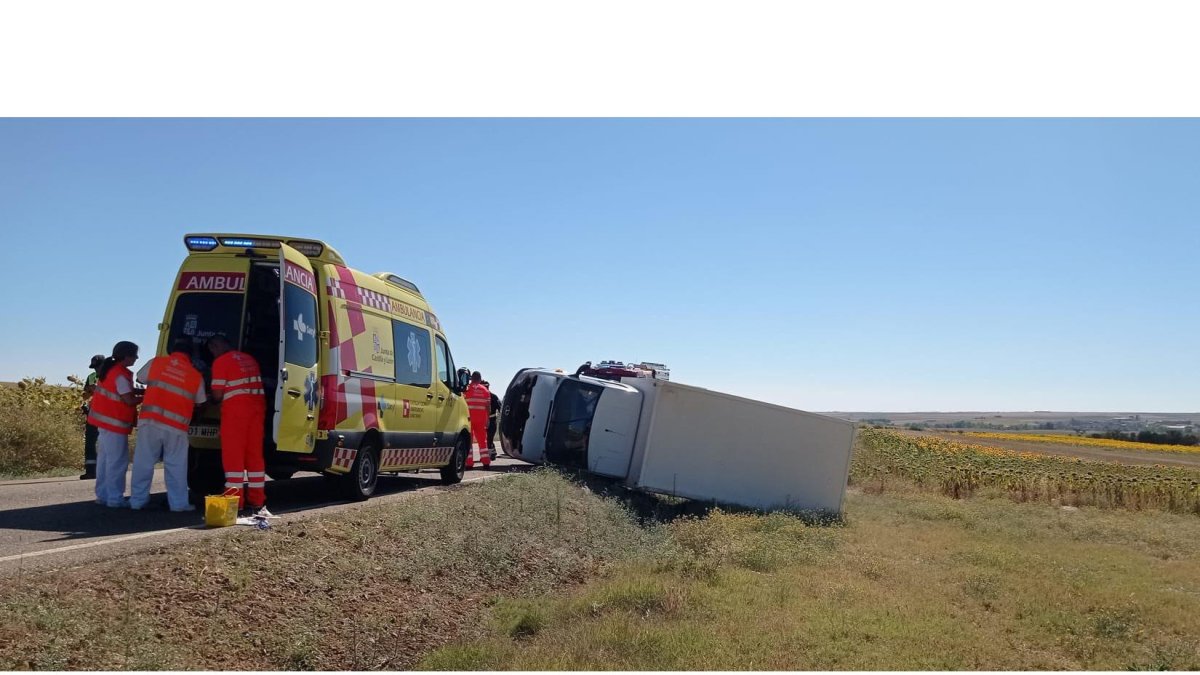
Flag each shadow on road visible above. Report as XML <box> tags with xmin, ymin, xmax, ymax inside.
<box><xmin>0</xmin><ymin>463</ymin><xmax>533</xmax><ymax>543</ymax></box>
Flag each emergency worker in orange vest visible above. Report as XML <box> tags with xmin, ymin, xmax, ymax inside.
<box><xmin>206</xmin><ymin>335</ymin><xmax>271</xmax><ymax>517</ymax></box>
<box><xmin>130</xmin><ymin>338</ymin><xmax>206</xmax><ymax>511</ymax></box>
<box><xmin>463</xmin><ymin>371</ymin><xmax>491</xmax><ymax>468</ymax></box>
<box><xmin>87</xmin><ymin>341</ymin><xmax>143</xmax><ymax>508</ymax></box>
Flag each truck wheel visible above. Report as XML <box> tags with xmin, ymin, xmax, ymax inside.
<box><xmin>439</xmin><ymin>436</ymin><xmax>467</xmax><ymax>485</ymax></box>
<box><xmin>339</xmin><ymin>441</ymin><xmax>379</xmax><ymax>501</ymax></box>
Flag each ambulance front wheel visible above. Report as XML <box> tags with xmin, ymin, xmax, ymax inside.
<box><xmin>440</xmin><ymin>435</ymin><xmax>468</xmax><ymax>485</ymax></box>
<box><xmin>338</xmin><ymin>440</ymin><xmax>379</xmax><ymax>502</ymax></box>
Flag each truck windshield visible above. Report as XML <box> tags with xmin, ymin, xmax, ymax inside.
<box><xmin>545</xmin><ymin>378</ymin><xmax>604</xmax><ymax>467</ymax></box>
<box><xmin>500</xmin><ymin>370</ymin><xmax>538</xmax><ymax>454</ymax></box>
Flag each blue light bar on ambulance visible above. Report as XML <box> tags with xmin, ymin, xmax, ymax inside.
<box><xmin>184</xmin><ymin>236</ymin><xmax>219</xmax><ymax>251</ymax></box>
<box><xmin>286</xmin><ymin>240</ymin><xmax>325</xmax><ymax>256</ymax></box>
<box><xmin>220</xmin><ymin>237</ymin><xmax>281</xmax><ymax>249</ymax></box>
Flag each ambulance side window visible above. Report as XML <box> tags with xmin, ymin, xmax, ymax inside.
<box><xmin>434</xmin><ymin>336</ymin><xmax>454</xmax><ymax>390</ymax></box>
<box><xmin>283</xmin><ymin>284</ymin><xmax>318</xmax><ymax>368</ymax></box>
<box><xmin>392</xmin><ymin>320</ymin><xmax>432</xmax><ymax>388</ymax></box>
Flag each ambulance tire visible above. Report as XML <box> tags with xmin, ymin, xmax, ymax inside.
<box><xmin>440</xmin><ymin>435</ymin><xmax>468</xmax><ymax>485</ymax></box>
<box><xmin>266</xmin><ymin>468</ymin><xmax>295</xmax><ymax>481</ymax></box>
<box><xmin>339</xmin><ymin>440</ymin><xmax>379</xmax><ymax>502</ymax></box>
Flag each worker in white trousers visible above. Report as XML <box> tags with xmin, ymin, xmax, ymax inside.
<box><xmin>130</xmin><ymin>338</ymin><xmax>206</xmax><ymax>511</ymax></box>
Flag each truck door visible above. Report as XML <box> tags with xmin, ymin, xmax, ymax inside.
<box><xmin>275</xmin><ymin>243</ymin><xmax>320</xmax><ymax>454</ymax></box>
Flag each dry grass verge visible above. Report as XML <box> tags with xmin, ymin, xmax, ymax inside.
<box><xmin>0</xmin><ymin>469</ymin><xmax>666</xmax><ymax>670</ymax></box>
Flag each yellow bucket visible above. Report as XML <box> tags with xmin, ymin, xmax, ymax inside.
<box><xmin>205</xmin><ymin>489</ymin><xmax>240</xmax><ymax>528</ymax></box>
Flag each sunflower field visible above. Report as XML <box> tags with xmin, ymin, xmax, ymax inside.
<box><xmin>959</xmin><ymin>431</ymin><xmax>1200</xmax><ymax>454</ymax></box>
<box><xmin>853</xmin><ymin>428</ymin><xmax>1200</xmax><ymax>515</ymax></box>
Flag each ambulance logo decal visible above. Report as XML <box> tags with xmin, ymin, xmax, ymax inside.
<box><xmin>293</xmin><ymin>313</ymin><xmax>314</xmax><ymax>342</ymax></box>
<box><xmin>406</xmin><ymin>332</ymin><xmax>422</xmax><ymax>373</ymax></box>
<box><xmin>303</xmin><ymin>371</ymin><xmax>318</xmax><ymax>411</ymax></box>
<box><xmin>372</xmin><ymin>331</ymin><xmax>381</xmax><ymax>354</ymax></box>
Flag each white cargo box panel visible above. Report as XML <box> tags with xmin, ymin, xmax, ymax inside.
<box><xmin>624</xmin><ymin>379</ymin><xmax>856</xmax><ymax>513</ymax></box>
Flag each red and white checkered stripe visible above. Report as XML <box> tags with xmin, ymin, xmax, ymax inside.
<box><xmin>379</xmin><ymin>446</ymin><xmax>453</xmax><ymax>469</ymax></box>
<box><xmin>358</xmin><ymin>287</ymin><xmax>390</xmax><ymax>311</ymax></box>
<box><xmin>331</xmin><ymin>446</ymin><xmax>357</xmax><ymax>471</ymax></box>
<box><xmin>326</xmin><ymin>277</ymin><xmax>348</xmax><ymax>299</ymax></box>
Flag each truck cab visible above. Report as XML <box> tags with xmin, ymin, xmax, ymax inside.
<box><xmin>498</xmin><ymin>368</ymin><xmax>643</xmax><ymax>477</ymax></box>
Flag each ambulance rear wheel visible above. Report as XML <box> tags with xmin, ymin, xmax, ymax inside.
<box><xmin>440</xmin><ymin>436</ymin><xmax>467</xmax><ymax>485</ymax></box>
<box><xmin>339</xmin><ymin>441</ymin><xmax>379</xmax><ymax>502</ymax></box>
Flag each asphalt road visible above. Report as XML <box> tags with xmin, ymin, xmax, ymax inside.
<box><xmin>0</xmin><ymin>455</ymin><xmax>530</xmax><ymax>576</ymax></box>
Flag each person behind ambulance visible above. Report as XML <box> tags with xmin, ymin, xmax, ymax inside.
<box><xmin>79</xmin><ymin>353</ymin><xmax>105</xmax><ymax>480</ymax></box>
<box><xmin>129</xmin><ymin>338</ymin><xmax>206</xmax><ymax>511</ymax></box>
<box><xmin>463</xmin><ymin>371</ymin><xmax>491</xmax><ymax>469</ymax></box>
<box><xmin>206</xmin><ymin>335</ymin><xmax>272</xmax><ymax>517</ymax></box>
<box><xmin>483</xmin><ymin>380</ymin><xmax>501</xmax><ymax>460</ymax></box>
<box><xmin>87</xmin><ymin>341</ymin><xmax>143</xmax><ymax>508</ymax></box>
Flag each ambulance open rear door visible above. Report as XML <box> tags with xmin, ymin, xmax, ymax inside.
<box><xmin>275</xmin><ymin>243</ymin><xmax>320</xmax><ymax>454</ymax></box>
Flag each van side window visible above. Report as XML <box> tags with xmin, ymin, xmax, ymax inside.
<box><xmin>434</xmin><ymin>336</ymin><xmax>454</xmax><ymax>389</ymax></box>
<box><xmin>393</xmin><ymin>320</ymin><xmax>432</xmax><ymax>387</ymax></box>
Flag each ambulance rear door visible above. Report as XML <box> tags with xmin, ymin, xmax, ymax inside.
<box><xmin>275</xmin><ymin>243</ymin><xmax>320</xmax><ymax>454</ymax></box>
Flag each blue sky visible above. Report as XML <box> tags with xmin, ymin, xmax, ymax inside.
<box><xmin>0</xmin><ymin>119</ymin><xmax>1195</xmax><ymax>412</ymax></box>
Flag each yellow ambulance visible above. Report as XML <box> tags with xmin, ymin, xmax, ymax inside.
<box><xmin>156</xmin><ymin>234</ymin><xmax>472</xmax><ymax>503</ymax></box>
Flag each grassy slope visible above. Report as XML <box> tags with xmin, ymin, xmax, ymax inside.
<box><xmin>424</xmin><ymin>483</ymin><xmax>1200</xmax><ymax>671</ymax></box>
<box><xmin>4</xmin><ymin>468</ymin><xmax>1200</xmax><ymax>670</ymax></box>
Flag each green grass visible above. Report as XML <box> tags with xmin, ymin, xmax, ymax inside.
<box><xmin>421</xmin><ymin>483</ymin><xmax>1200</xmax><ymax>670</ymax></box>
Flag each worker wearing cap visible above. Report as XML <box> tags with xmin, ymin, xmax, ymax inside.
<box><xmin>463</xmin><ymin>371</ymin><xmax>491</xmax><ymax>468</ymax></box>
<box><xmin>87</xmin><ymin>341</ymin><xmax>143</xmax><ymax>508</ymax></box>
<box><xmin>79</xmin><ymin>353</ymin><xmax>105</xmax><ymax>480</ymax></box>
<box><xmin>130</xmin><ymin>338</ymin><xmax>206</xmax><ymax>512</ymax></box>
<box><xmin>207</xmin><ymin>335</ymin><xmax>271</xmax><ymax>517</ymax></box>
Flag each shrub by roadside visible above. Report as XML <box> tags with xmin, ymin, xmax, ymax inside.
<box><xmin>0</xmin><ymin>378</ymin><xmax>84</xmax><ymax>477</ymax></box>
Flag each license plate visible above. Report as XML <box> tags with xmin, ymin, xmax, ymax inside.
<box><xmin>189</xmin><ymin>425</ymin><xmax>219</xmax><ymax>439</ymax></box>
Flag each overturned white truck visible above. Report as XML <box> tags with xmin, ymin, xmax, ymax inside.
<box><xmin>498</xmin><ymin>369</ymin><xmax>856</xmax><ymax>513</ymax></box>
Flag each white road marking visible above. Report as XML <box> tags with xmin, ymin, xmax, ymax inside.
<box><xmin>0</xmin><ymin>526</ymin><xmax>200</xmax><ymax>564</ymax></box>
<box><xmin>0</xmin><ymin>471</ymin><xmax>507</xmax><ymax>564</ymax></box>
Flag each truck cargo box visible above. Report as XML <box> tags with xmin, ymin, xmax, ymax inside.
<box><xmin>499</xmin><ymin>369</ymin><xmax>856</xmax><ymax>513</ymax></box>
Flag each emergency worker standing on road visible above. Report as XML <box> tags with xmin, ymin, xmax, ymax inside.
<box><xmin>87</xmin><ymin>341</ymin><xmax>142</xmax><ymax>508</ymax></box>
<box><xmin>206</xmin><ymin>335</ymin><xmax>272</xmax><ymax>517</ymax></box>
<box><xmin>130</xmin><ymin>338</ymin><xmax>205</xmax><ymax>512</ymax></box>
<box><xmin>463</xmin><ymin>371</ymin><xmax>491</xmax><ymax>468</ymax></box>
<box><xmin>79</xmin><ymin>354</ymin><xmax>105</xmax><ymax>480</ymax></box>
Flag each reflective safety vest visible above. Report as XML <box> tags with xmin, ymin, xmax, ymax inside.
<box><xmin>212</xmin><ymin>350</ymin><xmax>265</xmax><ymax>408</ymax></box>
<box><xmin>87</xmin><ymin>364</ymin><xmax>137</xmax><ymax>435</ymax></box>
<box><xmin>465</xmin><ymin>383</ymin><xmax>491</xmax><ymax>419</ymax></box>
<box><xmin>139</xmin><ymin>352</ymin><xmax>203</xmax><ymax>432</ymax></box>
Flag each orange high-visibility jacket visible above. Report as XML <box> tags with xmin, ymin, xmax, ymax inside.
<box><xmin>211</xmin><ymin>351</ymin><xmax>265</xmax><ymax>408</ymax></box>
<box><xmin>464</xmin><ymin>382</ymin><xmax>491</xmax><ymax>420</ymax></box>
<box><xmin>139</xmin><ymin>352</ymin><xmax>203</xmax><ymax>432</ymax></box>
<box><xmin>87</xmin><ymin>364</ymin><xmax>136</xmax><ymax>435</ymax></box>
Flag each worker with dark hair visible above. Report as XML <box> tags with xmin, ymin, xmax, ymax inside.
<box><xmin>87</xmin><ymin>341</ymin><xmax>143</xmax><ymax>508</ymax></box>
<box><xmin>79</xmin><ymin>354</ymin><xmax>105</xmax><ymax>479</ymax></box>
<box><xmin>130</xmin><ymin>338</ymin><xmax>205</xmax><ymax>511</ymax></box>
<box><xmin>463</xmin><ymin>371</ymin><xmax>491</xmax><ymax>468</ymax></box>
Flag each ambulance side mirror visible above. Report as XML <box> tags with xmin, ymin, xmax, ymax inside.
<box><xmin>456</xmin><ymin>368</ymin><xmax>471</xmax><ymax>392</ymax></box>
